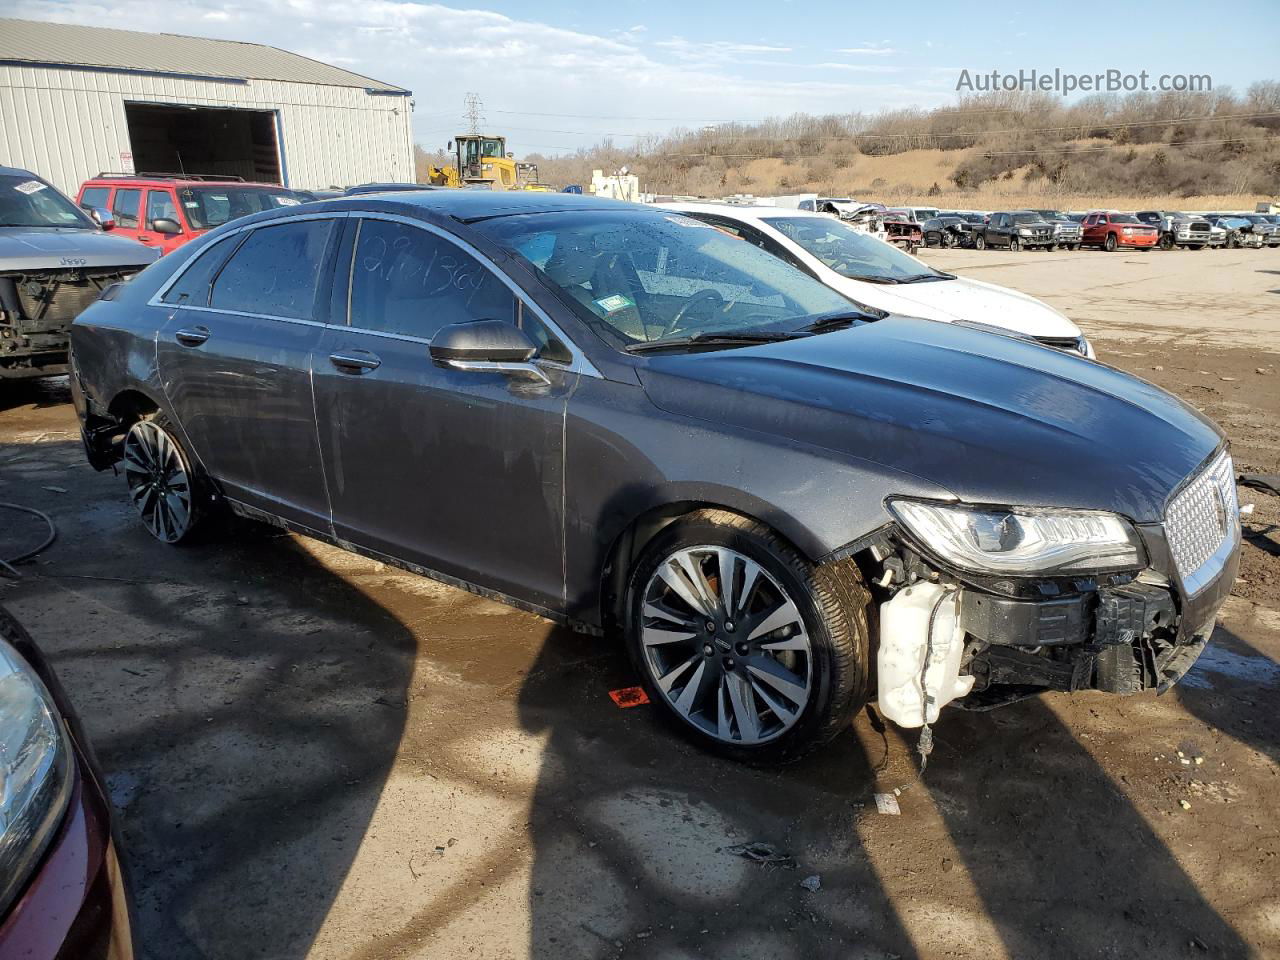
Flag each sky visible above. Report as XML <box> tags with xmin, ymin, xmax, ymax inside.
<box><xmin>8</xmin><ymin>1</ymin><xmax>1279</xmax><ymax>155</ymax></box>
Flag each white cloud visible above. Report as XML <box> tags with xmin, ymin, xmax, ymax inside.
<box><xmin>834</xmin><ymin>46</ymin><xmax>897</xmax><ymax>56</ymax></box>
<box><xmin>6</xmin><ymin>1</ymin><xmax>944</xmax><ymax>152</ymax></box>
<box><xmin>815</xmin><ymin>63</ymin><xmax>901</xmax><ymax>74</ymax></box>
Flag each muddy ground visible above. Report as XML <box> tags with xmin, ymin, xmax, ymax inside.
<box><xmin>0</xmin><ymin>248</ymin><xmax>1277</xmax><ymax>960</ymax></box>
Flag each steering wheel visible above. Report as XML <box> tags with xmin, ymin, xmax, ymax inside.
<box><xmin>663</xmin><ymin>289</ymin><xmax>726</xmax><ymax>336</ymax></box>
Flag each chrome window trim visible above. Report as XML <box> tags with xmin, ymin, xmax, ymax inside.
<box><xmin>344</xmin><ymin>212</ymin><xmax>601</xmax><ymax>379</ymax></box>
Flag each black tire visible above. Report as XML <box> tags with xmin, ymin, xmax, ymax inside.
<box><xmin>122</xmin><ymin>412</ymin><xmax>208</xmax><ymax>544</ymax></box>
<box><xmin>1046</xmin><ymin>243</ymin><xmax>1056</xmax><ymax>252</ymax></box>
<box><xmin>1159</xmin><ymin>234</ymin><xmax>1175</xmax><ymax>251</ymax></box>
<box><xmin>1009</xmin><ymin>236</ymin><xmax>1021</xmax><ymax>252</ymax></box>
<box><xmin>942</xmin><ymin>232</ymin><xmax>954</xmax><ymax>248</ymax></box>
<box><xmin>974</xmin><ymin>233</ymin><xmax>986</xmax><ymax>251</ymax></box>
<box><xmin>1104</xmin><ymin>233</ymin><xmax>1118</xmax><ymax>252</ymax></box>
<box><xmin>624</xmin><ymin>509</ymin><xmax>870</xmax><ymax>763</ymax></box>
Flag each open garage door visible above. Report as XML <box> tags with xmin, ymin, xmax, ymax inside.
<box><xmin>123</xmin><ymin>103</ymin><xmax>282</xmax><ymax>184</ymax></box>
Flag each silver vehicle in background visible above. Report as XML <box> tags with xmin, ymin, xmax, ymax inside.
<box><xmin>0</xmin><ymin>165</ymin><xmax>157</xmax><ymax>380</ymax></box>
<box><xmin>1134</xmin><ymin>211</ymin><xmax>1213</xmax><ymax>250</ymax></box>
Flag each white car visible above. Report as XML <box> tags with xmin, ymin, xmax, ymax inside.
<box><xmin>661</xmin><ymin>203</ymin><xmax>1095</xmax><ymax>357</ymax></box>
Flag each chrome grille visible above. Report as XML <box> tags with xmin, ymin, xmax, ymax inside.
<box><xmin>1165</xmin><ymin>451</ymin><xmax>1237</xmax><ymax>586</ymax></box>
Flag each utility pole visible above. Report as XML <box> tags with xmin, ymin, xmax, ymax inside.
<box><xmin>464</xmin><ymin>92</ymin><xmax>484</xmax><ymax>134</ymax></box>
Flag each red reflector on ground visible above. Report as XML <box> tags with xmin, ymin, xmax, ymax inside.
<box><xmin>609</xmin><ymin>686</ymin><xmax>650</xmax><ymax>708</ymax></box>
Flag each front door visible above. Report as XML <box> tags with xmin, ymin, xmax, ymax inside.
<box><xmin>311</xmin><ymin>215</ymin><xmax>575</xmax><ymax>610</ymax></box>
<box><xmin>157</xmin><ymin>215</ymin><xmax>341</xmax><ymax>530</ymax></box>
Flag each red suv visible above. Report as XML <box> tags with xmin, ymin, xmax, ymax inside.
<box><xmin>76</xmin><ymin>174</ymin><xmax>303</xmax><ymax>255</ymax></box>
<box><xmin>1080</xmin><ymin>210</ymin><xmax>1159</xmax><ymax>251</ymax></box>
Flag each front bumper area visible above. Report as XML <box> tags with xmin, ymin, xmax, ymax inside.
<box><xmin>950</xmin><ymin>525</ymin><xmax>1238</xmax><ymax>708</ymax></box>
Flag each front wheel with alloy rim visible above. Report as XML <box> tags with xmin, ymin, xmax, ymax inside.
<box><xmin>625</xmin><ymin>509</ymin><xmax>870</xmax><ymax>762</ymax></box>
<box><xmin>1009</xmin><ymin>236</ymin><xmax>1021</xmax><ymax>251</ymax></box>
<box><xmin>122</xmin><ymin>415</ymin><xmax>204</xmax><ymax>544</ymax></box>
<box><xmin>1104</xmin><ymin>233</ymin><xmax>1118</xmax><ymax>251</ymax></box>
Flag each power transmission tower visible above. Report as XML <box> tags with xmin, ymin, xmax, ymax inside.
<box><xmin>464</xmin><ymin>93</ymin><xmax>484</xmax><ymax>134</ymax></box>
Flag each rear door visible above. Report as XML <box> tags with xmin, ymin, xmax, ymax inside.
<box><xmin>109</xmin><ymin>187</ymin><xmax>146</xmax><ymax>245</ymax></box>
<box><xmin>312</xmin><ymin>214</ymin><xmax>577</xmax><ymax>609</ymax></box>
<box><xmin>157</xmin><ymin>214</ymin><xmax>344</xmax><ymax>530</ymax></box>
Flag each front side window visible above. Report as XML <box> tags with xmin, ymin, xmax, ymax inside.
<box><xmin>473</xmin><ymin>210</ymin><xmax>855</xmax><ymax>346</ymax></box>
<box><xmin>178</xmin><ymin>187</ymin><xmax>301</xmax><ymax>230</ymax></box>
<box><xmin>112</xmin><ymin>188</ymin><xmax>141</xmax><ymax>228</ymax></box>
<box><xmin>347</xmin><ymin>219</ymin><xmax>516</xmax><ymax>340</ymax></box>
<box><xmin>0</xmin><ymin>175</ymin><xmax>93</xmax><ymax>228</ymax></box>
<box><xmin>762</xmin><ymin>216</ymin><xmax>943</xmax><ymax>283</ymax></box>
<box><xmin>147</xmin><ymin>190</ymin><xmax>180</xmax><ymax>227</ymax></box>
<box><xmin>211</xmin><ymin>219</ymin><xmax>335</xmax><ymax>319</ymax></box>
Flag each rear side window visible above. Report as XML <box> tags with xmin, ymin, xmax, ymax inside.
<box><xmin>79</xmin><ymin>186</ymin><xmax>109</xmax><ymax>210</ymax></box>
<box><xmin>347</xmin><ymin>219</ymin><xmax>515</xmax><ymax>339</ymax></box>
<box><xmin>162</xmin><ymin>235</ymin><xmax>240</xmax><ymax>305</ymax></box>
<box><xmin>112</xmin><ymin>188</ymin><xmax>141</xmax><ymax>228</ymax></box>
<box><xmin>211</xmin><ymin>219</ymin><xmax>335</xmax><ymax>319</ymax></box>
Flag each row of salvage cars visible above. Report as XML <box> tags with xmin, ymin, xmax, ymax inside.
<box><xmin>912</xmin><ymin>206</ymin><xmax>1280</xmax><ymax>251</ymax></box>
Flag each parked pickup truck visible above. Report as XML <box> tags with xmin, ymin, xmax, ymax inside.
<box><xmin>1031</xmin><ymin>209</ymin><xmax>1083</xmax><ymax>249</ymax></box>
<box><xmin>973</xmin><ymin>211</ymin><xmax>1055</xmax><ymax>251</ymax></box>
<box><xmin>1135</xmin><ymin>210</ymin><xmax>1213</xmax><ymax>250</ymax></box>
<box><xmin>1080</xmin><ymin>211</ymin><xmax>1159</xmax><ymax>251</ymax></box>
<box><xmin>1</xmin><ymin>166</ymin><xmax>157</xmax><ymax>380</ymax></box>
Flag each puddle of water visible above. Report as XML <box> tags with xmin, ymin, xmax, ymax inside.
<box><xmin>1181</xmin><ymin>644</ymin><xmax>1280</xmax><ymax>690</ymax></box>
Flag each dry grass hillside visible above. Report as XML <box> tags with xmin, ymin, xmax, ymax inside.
<box><xmin>484</xmin><ymin>88</ymin><xmax>1280</xmax><ymax>210</ymax></box>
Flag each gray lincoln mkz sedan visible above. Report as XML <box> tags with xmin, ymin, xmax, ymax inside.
<box><xmin>69</xmin><ymin>191</ymin><xmax>1239</xmax><ymax>761</ymax></box>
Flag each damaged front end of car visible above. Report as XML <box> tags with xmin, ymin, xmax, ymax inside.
<box><xmin>0</xmin><ymin>269</ymin><xmax>141</xmax><ymax>379</ymax></box>
<box><xmin>864</xmin><ymin>449</ymin><xmax>1241</xmax><ymax>726</ymax></box>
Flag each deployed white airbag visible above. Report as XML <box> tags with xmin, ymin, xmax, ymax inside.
<box><xmin>877</xmin><ymin>582</ymin><xmax>975</xmax><ymax>727</ymax></box>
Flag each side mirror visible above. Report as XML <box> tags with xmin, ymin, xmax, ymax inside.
<box><xmin>90</xmin><ymin>207</ymin><xmax>115</xmax><ymax>230</ymax></box>
<box><xmin>429</xmin><ymin>319</ymin><xmax>548</xmax><ymax>383</ymax></box>
<box><xmin>151</xmin><ymin>217</ymin><xmax>182</xmax><ymax>235</ymax></box>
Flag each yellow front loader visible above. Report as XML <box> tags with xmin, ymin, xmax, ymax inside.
<box><xmin>426</xmin><ymin>135</ymin><xmax>550</xmax><ymax>191</ymax></box>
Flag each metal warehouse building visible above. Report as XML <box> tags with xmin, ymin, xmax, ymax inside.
<box><xmin>0</xmin><ymin>18</ymin><xmax>415</xmax><ymax>194</ymax></box>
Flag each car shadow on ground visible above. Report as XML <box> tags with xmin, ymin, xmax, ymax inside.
<box><xmin>0</xmin><ymin>375</ymin><xmax>72</xmax><ymax>414</ymax></box>
<box><xmin>3</xmin><ymin>441</ymin><xmax>415</xmax><ymax>960</ymax></box>
<box><xmin>515</xmin><ymin>625</ymin><xmax>1253</xmax><ymax>959</ymax></box>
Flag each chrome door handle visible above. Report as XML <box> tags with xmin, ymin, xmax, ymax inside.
<box><xmin>174</xmin><ymin>326</ymin><xmax>210</xmax><ymax>346</ymax></box>
<box><xmin>329</xmin><ymin>351</ymin><xmax>381</xmax><ymax>373</ymax></box>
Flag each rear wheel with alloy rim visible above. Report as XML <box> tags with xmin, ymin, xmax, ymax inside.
<box><xmin>625</xmin><ymin>509</ymin><xmax>870</xmax><ymax>762</ymax></box>
<box><xmin>974</xmin><ymin>234</ymin><xmax>986</xmax><ymax>250</ymax></box>
<box><xmin>122</xmin><ymin>415</ymin><xmax>204</xmax><ymax>544</ymax></box>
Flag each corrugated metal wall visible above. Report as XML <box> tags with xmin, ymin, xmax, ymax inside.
<box><xmin>0</xmin><ymin>64</ymin><xmax>415</xmax><ymax>193</ymax></box>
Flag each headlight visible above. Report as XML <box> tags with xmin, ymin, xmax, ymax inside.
<box><xmin>0</xmin><ymin>637</ymin><xmax>72</xmax><ymax>917</ymax></box>
<box><xmin>887</xmin><ymin>499</ymin><xmax>1146</xmax><ymax>575</ymax></box>
<box><xmin>1123</xmin><ymin>227</ymin><xmax>1133</xmax><ymax>235</ymax></box>
<box><xmin>1018</xmin><ymin>228</ymin><xmax>1032</xmax><ymax>235</ymax></box>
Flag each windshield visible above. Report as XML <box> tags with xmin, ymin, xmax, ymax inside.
<box><xmin>764</xmin><ymin>216</ymin><xmax>944</xmax><ymax>283</ymax></box>
<box><xmin>1012</xmin><ymin>213</ymin><xmax>1042</xmax><ymax>224</ymax></box>
<box><xmin>178</xmin><ymin>186</ymin><xmax>302</xmax><ymax>230</ymax></box>
<box><xmin>0</xmin><ymin>175</ymin><xmax>93</xmax><ymax>228</ymax></box>
<box><xmin>472</xmin><ymin>210</ymin><xmax>855</xmax><ymax>348</ymax></box>
<box><xmin>1108</xmin><ymin>214</ymin><xmax>1140</xmax><ymax>225</ymax></box>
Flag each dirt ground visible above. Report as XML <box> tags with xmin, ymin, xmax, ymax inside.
<box><xmin>1</xmin><ymin>248</ymin><xmax>1277</xmax><ymax>960</ymax></box>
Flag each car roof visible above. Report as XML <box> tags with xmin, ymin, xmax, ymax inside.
<box><xmin>660</xmin><ymin>201</ymin><xmax>832</xmax><ymax>222</ymax></box>
<box><xmin>345</xmin><ymin>189</ymin><xmax>645</xmax><ymax>222</ymax></box>
<box><xmin>81</xmin><ymin>175</ymin><xmax>285</xmax><ymax>188</ymax></box>
<box><xmin>0</xmin><ymin>165</ymin><xmax>43</xmax><ymax>179</ymax></box>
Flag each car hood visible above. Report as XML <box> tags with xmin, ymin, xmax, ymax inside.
<box><xmin>638</xmin><ymin>315</ymin><xmax>1222</xmax><ymax>523</ymax></box>
<box><xmin>828</xmin><ymin>273</ymin><xmax>1080</xmax><ymax>339</ymax></box>
<box><xmin>0</xmin><ymin>227</ymin><xmax>159</xmax><ymax>271</ymax></box>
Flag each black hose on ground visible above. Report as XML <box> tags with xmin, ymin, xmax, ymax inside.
<box><xmin>0</xmin><ymin>502</ymin><xmax>57</xmax><ymax>578</ymax></box>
